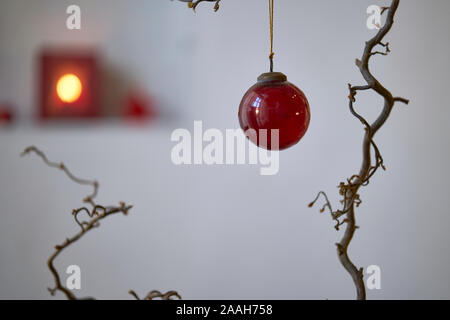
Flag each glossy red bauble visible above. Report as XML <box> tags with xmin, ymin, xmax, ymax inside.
<box><xmin>238</xmin><ymin>72</ymin><xmax>310</xmax><ymax>150</ymax></box>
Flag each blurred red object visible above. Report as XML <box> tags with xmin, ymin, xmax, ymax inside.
<box><xmin>39</xmin><ymin>49</ymin><xmax>100</xmax><ymax>119</ymax></box>
<box><xmin>0</xmin><ymin>104</ymin><xmax>14</xmax><ymax>125</ymax></box>
<box><xmin>123</xmin><ymin>91</ymin><xmax>158</xmax><ymax>122</ymax></box>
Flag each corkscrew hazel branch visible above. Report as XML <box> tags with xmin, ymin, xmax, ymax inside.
<box><xmin>22</xmin><ymin>146</ymin><xmax>180</xmax><ymax>300</ymax></box>
<box><xmin>21</xmin><ymin>146</ymin><xmax>98</xmax><ymax>204</ymax></box>
<box><xmin>129</xmin><ymin>290</ymin><xmax>182</xmax><ymax>300</ymax></box>
<box><xmin>309</xmin><ymin>0</ymin><xmax>409</xmax><ymax>300</ymax></box>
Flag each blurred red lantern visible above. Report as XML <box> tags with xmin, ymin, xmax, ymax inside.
<box><xmin>39</xmin><ymin>49</ymin><xmax>100</xmax><ymax>119</ymax></box>
<box><xmin>0</xmin><ymin>104</ymin><xmax>14</xmax><ymax>125</ymax></box>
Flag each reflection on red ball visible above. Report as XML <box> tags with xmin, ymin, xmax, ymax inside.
<box><xmin>238</xmin><ymin>72</ymin><xmax>310</xmax><ymax>150</ymax></box>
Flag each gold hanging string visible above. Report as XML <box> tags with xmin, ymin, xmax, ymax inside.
<box><xmin>269</xmin><ymin>0</ymin><xmax>275</xmax><ymax>72</ymax></box>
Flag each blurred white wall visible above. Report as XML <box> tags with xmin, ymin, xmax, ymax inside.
<box><xmin>1</xmin><ymin>0</ymin><xmax>450</xmax><ymax>299</ymax></box>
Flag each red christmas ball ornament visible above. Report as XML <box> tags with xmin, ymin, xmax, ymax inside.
<box><xmin>239</xmin><ymin>72</ymin><xmax>310</xmax><ymax>150</ymax></box>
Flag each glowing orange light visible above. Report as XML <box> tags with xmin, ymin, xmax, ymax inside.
<box><xmin>56</xmin><ymin>74</ymin><xmax>82</xmax><ymax>103</ymax></box>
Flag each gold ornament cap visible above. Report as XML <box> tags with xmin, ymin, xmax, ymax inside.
<box><xmin>257</xmin><ymin>72</ymin><xmax>287</xmax><ymax>83</ymax></box>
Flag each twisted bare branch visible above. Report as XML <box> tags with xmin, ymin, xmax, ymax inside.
<box><xmin>129</xmin><ymin>290</ymin><xmax>182</xmax><ymax>300</ymax></box>
<box><xmin>22</xmin><ymin>146</ymin><xmax>180</xmax><ymax>300</ymax></box>
<box><xmin>309</xmin><ymin>0</ymin><xmax>408</xmax><ymax>300</ymax></box>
